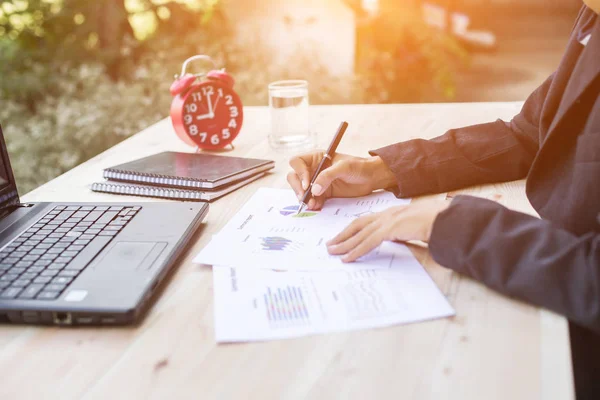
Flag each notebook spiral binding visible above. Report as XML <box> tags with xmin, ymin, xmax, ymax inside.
<box><xmin>91</xmin><ymin>182</ymin><xmax>204</xmax><ymax>201</ymax></box>
<box><xmin>104</xmin><ymin>170</ymin><xmax>207</xmax><ymax>189</ymax></box>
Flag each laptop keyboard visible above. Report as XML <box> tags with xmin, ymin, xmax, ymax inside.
<box><xmin>0</xmin><ymin>205</ymin><xmax>141</xmax><ymax>301</ymax></box>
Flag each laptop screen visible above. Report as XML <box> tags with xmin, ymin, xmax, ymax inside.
<box><xmin>0</xmin><ymin>124</ymin><xmax>21</xmax><ymax>208</ymax></box>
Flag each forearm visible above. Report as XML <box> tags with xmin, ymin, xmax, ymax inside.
<box><xmin>369</xmin><ymin>119</ymin><xmax>538</xmax><ymax>197</ymax></box>
<box><xmin>369</xmin><ymin>74</ymin><xmax>554</xmax><ymax>198</ymax></box>
<box><xmin>429</xmin><ymin>195</ymin><xmax>600</xmax><ymax>333</ymax></box>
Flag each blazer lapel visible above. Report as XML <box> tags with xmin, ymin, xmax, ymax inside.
<box><xmin>548</xmin><ymin>20</ymin><xmax>600</xmax><ymax>135</ymax></box>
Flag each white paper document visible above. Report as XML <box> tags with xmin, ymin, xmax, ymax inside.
<box><xmin>194</xmin><ymin>188</ymin><xmax>412</xmax><ymax>271</ymax></box>
<box><xmin>213</xmin><ymin>246</ymin><xmax>455</xmax><ymax>342</ymax></box>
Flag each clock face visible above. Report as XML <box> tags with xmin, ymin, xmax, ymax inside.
<box><xmin>180</xmin><ymin>81</ymin><xmax>243</xmax><ymax>149</ymax></box>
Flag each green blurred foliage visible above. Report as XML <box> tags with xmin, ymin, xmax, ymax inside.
<box><xmin>0</xmin><ymin>0</ymin><xmax>465</xmax><ymax>195</ymax></box>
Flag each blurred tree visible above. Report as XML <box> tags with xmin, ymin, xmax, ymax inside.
<box><xmin>354</xmin><ymin>0</ymin><xmax>467</xmax><ymax>102</ymax></box>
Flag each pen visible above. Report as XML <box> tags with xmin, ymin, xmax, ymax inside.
<box><xmin>297</xmin><ymin>121</ymin><xmax>349</xmax><ymax>215</ymax></box>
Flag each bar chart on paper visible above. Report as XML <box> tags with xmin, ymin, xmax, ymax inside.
<box><xmin>264</xmin><ymin>285</ymin><xmax>310</xmax><ymax>328</ymax></box>
<box><xmin>194</xmin><ymin>188</ymin><xmax>413</xmax><ymax>270</ymax></box>
<box><xmin>212</xmin><ymin>264</ymin><xmax>455</xmax><ymax>342</ymax></box>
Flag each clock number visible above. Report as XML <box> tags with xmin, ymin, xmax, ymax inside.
<box><xmin>225</xmin><ymin>95</ymin><xmax>233</xmax><ymax>105</ymax></box>
<box><xmin>217</xmin><ymin>88</ymin><xmax>224</xmax><ymax>97</ymax></box>
<box><xmin>192</xmin><ymin>92</ymin><xmax>202</xmax><ymax>102</ymax></box>
<box><xmin>189</xmin><ymin>125</ymin><xmax>198</xmax><ymax>136</ymax></box>
<box><xmin>199</xmin><ymin>132</ymin><xmax>207</xmax><ymax>143</ymax></box>
<box><xmin>222</xmin><ymin>128</ymin><xmax>231</xmax><ymax>139</ymax></box>
<box><xmin>202</xmin><ymin>86</ymin><xmax>214</xmax><ymax>96</ymax></box>
<box><xmin>228</xmin><ymin>118</ymin><xmax>237</xmax><ymax>129</ymax></box>
<box><xmin>184</xmin><ymin>115</ymin><xmax>193</xmax><ymax>125</ymax></box>
<box><xmin>186</xmin><ymin>103</ymin><xmax>197</xmax><ymax>113</ymax></box>
<box><xmin>211</xmin><ymin>134</ymin><xmax>220</xmax><ymax>145</ymax></box>
<box><xmin>229</xmin><ymin>106</ymin><xmax>239</xmax><ymax>118</ymax></box>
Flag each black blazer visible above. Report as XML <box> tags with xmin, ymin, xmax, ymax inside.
<box><xmin>371</xmin><ymin>6</ymin><xmax>600</xmax><ymax>333</ymax></box>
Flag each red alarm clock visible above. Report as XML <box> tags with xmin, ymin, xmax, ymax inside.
<box><xmin>170</xmin><ymin>55</ymin><xmax>244</xmax><ymax>150</ymax></box>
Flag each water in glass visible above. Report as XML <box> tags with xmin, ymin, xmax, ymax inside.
<box><xmin>269</xmin><ymin>80</ymin><xmax>312</xmax><ymax>149</ymax></box>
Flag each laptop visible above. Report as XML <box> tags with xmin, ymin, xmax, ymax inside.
<box><xmin>0</xmin><ymin>124</ymin><xmax>208</xmax><ymax>325</ymax></box>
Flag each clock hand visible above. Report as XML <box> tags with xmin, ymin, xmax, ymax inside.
<box><xmin>213</xmin><ymin>93</ymin><xmax>222</xmax><ymax>113</ymax></box>
<box><xmin>207</xmin><ymin>91</ymin><xmax>214</xmax><ymax>118</ymax></box>
<box><xmin>196</xmin><ymin>113</ymin><xmax>212</xmax><ymax>121</ymax></box>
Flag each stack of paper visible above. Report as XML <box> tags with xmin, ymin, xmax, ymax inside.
<box><xmin>194</xmin><ymin>188</ymin><xmax>455</xmax><ymax>343</ymax></box>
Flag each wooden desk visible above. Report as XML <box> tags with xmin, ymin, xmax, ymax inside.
<box><xmin>2</xmin><ymin>103</ymin><xmax>573</xmax><ymax>399</ymax></box>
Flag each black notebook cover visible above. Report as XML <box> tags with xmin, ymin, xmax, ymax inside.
<box><xmin>103</xmin><ymin>152</ymin><xmax>274</xmax><ymax>189</ymax></box>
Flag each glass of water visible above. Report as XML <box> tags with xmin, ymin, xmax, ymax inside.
<box><xmin>268</xmin><ymin>80</ymin><xmax>313</xmax><ymax>149</ymax></box>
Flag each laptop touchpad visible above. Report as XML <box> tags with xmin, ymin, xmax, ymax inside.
<box><xmin>98</xmin><ymin>242</ymin><xmax>167</xmax><ymax>270</ymax></box>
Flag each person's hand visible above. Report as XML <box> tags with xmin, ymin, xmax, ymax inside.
<box><xmin>287</xmin><ymin>151</ymin><xmax>396</xmax><ymax>210</ymax></box>
<box><xmin>326</xmin><ymin>200</ymin><xmax>452</xmax><ymax>262</ymax></box>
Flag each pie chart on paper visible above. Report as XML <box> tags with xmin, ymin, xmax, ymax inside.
<box><xmin>279</xmin><ymin>205</ymin><xmax>318</xmax><ymax>218</ymax></box>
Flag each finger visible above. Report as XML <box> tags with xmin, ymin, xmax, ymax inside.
<box><xmin>311</xmin><ymin>160</ymin><xmax>354</xmax><ymax>197</ymax></box>
<box><xmin>311</xmin><ymin>196</ymin><xmax>327</xmax><ymax>210</ymax></box>
<box><xmin>286</xmin><ymin>171</ymin><xmax>305</xmax><ymax>199</ymax></box>
<box><xmin>289</xmin><ymin>156</ymin><xmax>312</xmax><ymax>190</ymax></box>
<box><xmin>327</xmin><ymin>221</ymin><xmax>377</xmax><ymax>255</ymax></box>
<box><xmin>342</xmin><ymin>230</ymin><xmax>385</xmax><ymax>263</ymax></box>
<box><xmin>306</xmin><ymin>198</ymin><xmax>318</xmax><ymax>210</ymax></box>
<box><xmin>327</xmin><ymin>215</ymin><xmax>376</xmax><ymax>246</ymax></box>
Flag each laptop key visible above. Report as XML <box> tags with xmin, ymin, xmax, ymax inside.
<box><xmin>20</xmin><ymin>272</ymin><xmax>38</xmax><ymax>280</ymax></box>
<box><xmin>45</xmin><ymin>283</ymin><xmax>67</xmax><ymax>292</ymax></box>
<box><xmin>55</xmin><ymin>211</ymin><xmax>74</xmax><ymax>220</ymax></box>
<box><xmin>55</xmin><ymin>257</ymin><xmax>73</xmax><ymax>263</ymax></box>
<box><xmin>83</xmin><ymin>210</ymin><xmax>103</xmax><ymax>222</ymax></box>
<box><xmin>33</xmin><ymin>276</ymin><xmax>52</xmax><ymax>284</ymax></box>
<box><xmin>33</xmin><ymin>260</ymin><xmax>52</xmax><ymax>267</ymax></box>
<box><xmin>48</xmin><ymin>263</ymin><xmax>66</xmax><ymax>270</ymax></box>
<box><xmin>40</xmin><ymin>270</ymin><xmax>59</xmax><ymax>277</ymax></box>
<box><xmin>51</xmin><ymin>277</ymin><xmax>72</xmax><ymax>285</ymax></box>
<box><xmin>0</xmin><ymin>274</ymin><xmax>18</xmax><ymax>282</ymax></box>
<box><xmin>19</xmin><ymin>284</ymin><xmax>44</xmax><ymax>299</ymax></box>
<box><xmin>27</xmin><ymin>266</ymin><xmax>45</xmax><ymax>273</ymax></box>
<box><xmin>0</xmin><ymin>281</ymin><xmax>10</xmax><ymax>289</ymax></box>
<box><xmin>10</xmin><ymin>279</ymin><xmax>31</xmax><ymax>288</ymax></box>
<box><xmin>1</xmin><ymin>287</ymin><xmax>22</xmax><ymax>299</ymax></box>
<box><xmin>10</xmin><ymin>267</ymin><xmax>26</xmax><ymax>275</ymax></box>
<box><xmin>37</xmin><ymin>291</ymin><xmax>60</xmax><ymax>300</ymax></box>
<box><xmin>57</xmin><ymin>270</ymin><xmax>79</xmax><ymax>278</ymax></box>
<box><xmin>97</xmin><ymin>211</ymin><xmax>118</xmax><ymax>224</ymax></box>
<box><xmin>15</xmin><ymin>261</ymin><xmax>33</xmax><ymax>268</ymax></box>
<box><xmin>63</xmin><ymin>263</ymin><xmax>85</xmax><ymax>271</ymax></box>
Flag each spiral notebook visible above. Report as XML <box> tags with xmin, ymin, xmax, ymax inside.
<box><xmin>91</xmin><ymin>172</ymin><xmax>267</xmax><ymax>202</ymax></box>
<box><xmin>102</xmin><ymin>151</ymin><xmax>274</xmax><ymax>190</ymax></box>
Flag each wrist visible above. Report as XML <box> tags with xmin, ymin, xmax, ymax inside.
<box><xmin>424</xmin><ymin>200</ymin><xmax>452</xmax><ymax>241</ymax></box>
<box><xmin>367</xmin><ymin>156</ymin><xmax>396</xmax><ymax>191</ymax></box>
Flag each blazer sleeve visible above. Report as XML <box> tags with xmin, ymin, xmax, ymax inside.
<box><xmin>429</xmin><ymin>195</ymin><xmax>600</xmax><ymax>334</ymax></box>
<box><xmin>369</xmin><ymin>74</ymin><xmax>553</xmax><ymax>198</ymax></box>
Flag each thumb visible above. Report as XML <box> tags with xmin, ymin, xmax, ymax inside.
<box><xmin>311</xmin><ymin>161</ymin><xmax>353</xmax><ymax>196</ymax></box>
